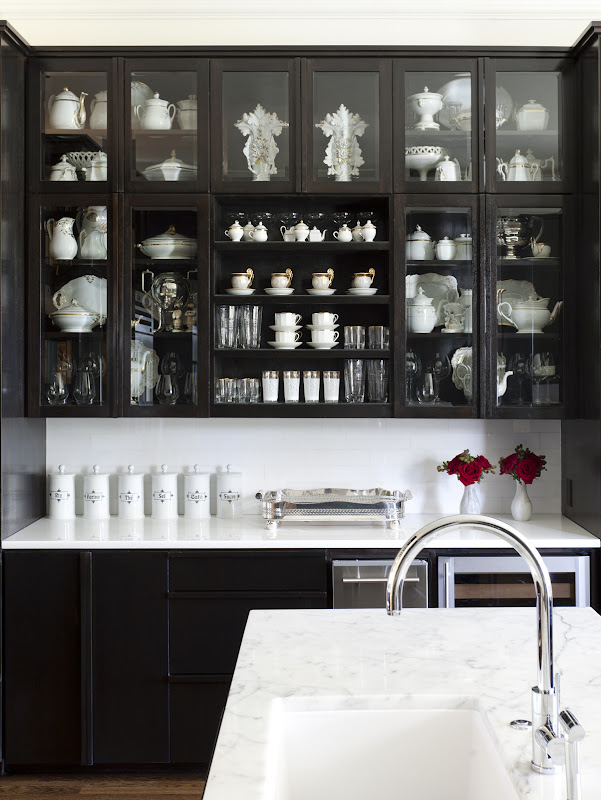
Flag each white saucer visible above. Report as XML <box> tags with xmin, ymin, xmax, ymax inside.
<box><xmin>269</xmin><ymin>324</ymin><xmax>302</xmax><ymax>333</ymax></box>
<box><xmin>441</xmin><ymin>329</ymin><xmax>465</xmax><ymax>333</ymax></box>
<box><xmin>225</xmin><ymin>288</ymin><xmax>256</xmax><ymax>295</ymax></box>
<box><xmin>305</xmin><ymin>324</ymin><xmax>339</xmax><ymax>331</ymax></box>
<box><xmin>307</xmin><ymin>288</ymin><xmax>336</xmax><ymax>296</ymax></box>
<box><xmin>307</xmin><ymin>341</ymin><xmax>339</xmax><ymax>349</ymax></box>
<box><xmin>268</xmin><ymin>341</ymin><xmax>303</xmax><ymax>350</ymax></box>
<box><xmin>264</xmin><ymin>287</ymin><xmax>295</xmax><ymax>295</ymax></box>
<box><xmin>346</xmin><ymin>288</ymin><xmax>378</xmax><ymax>296</ymax></box>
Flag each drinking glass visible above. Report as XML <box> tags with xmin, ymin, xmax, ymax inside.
<box><xmin>214</xmin><ymin>378</ymin><xmax>227</xmax><ymax>403</ymax></box>
<box><xmin>283</xmin><ymin>370</ymin><xmax>301</xmax><ymax>403</ymax></box>
<box><xmin>509</xmin><ymin>352</ymin><xmax>528</xmax><ymax>405</ymax></box>
<box><xmin>183</xmin><ymin>370</ymin><xmax>197</xmax><ymax>405</ymax></box>
<box><xmin>367</xmin><ymin>326</ymin><xmax>389</xmax><ymax>349</ymax></box>
<box><xmin>417</xmin><ymin>363</ymin><xmax>436</xmax><ymax>404</ymax></box>
<box><xmin>432</xmin><ymin>352</ymin><xmax>451</xmax><ymax>403</ymax></box>
<box><xmin>155</xmin><ymin>374</ymin><xmax>179</xmax><ymax>405</ymax></box>
<box><xmin>262</xmin><ymin>371</ymin><xmax>279</xmax><ymax>403</ymax></box>
<box><xmin>366</xmin><ymin>359</ymin><xmax>389</xmax><ymax>402</ymax></box>
<box><xmin>215</xmin><ymin>305</ymin><xmax>238</xmax><ymax>348</ymax></box>
<box><xmin>303</xmin><ymin>371</ymin><xmax>320</xmax><ymax>403</ymax></box>
<box><xmin>237</xmin><ymin>377</ymin><xmax>250</xmax><ymax>403</ymax></box>
<box><xmin>72</xmin><ymin>368</ymin><xmax>96</xmax><ymax>406</ymax></box>
<box><xmin>46</xmin><ymin>371</ymin><xmax>69</xmax><ymax>405</ymax></box>
<box><xmin>238</xmin><ymin>304</ymin><xmax>262</xmax><ymax>349</ymax></box>
<box><xmin>405</xmin><ymin>349</ymin><xmax>421</xmax><ymax>403</ymax></box>
<box><xmin>249</xmin><ymin>378</ymin><xmax>261</xmax><ymax>404</ymax></box>
<box><xmin>323</xmin><ymin>371</ymin><xmax>340</xmax><ymax>403</ymax></box>
<box><xmin>224</xmin><ymin>377</ymin><xmax>238</xmax><ymax>404</ymax></box>
<box><xmin>344</xmin><ymin>359</ymin><xmax>365</xmax><ymax>403</ymax></box>
<box><xmin>344</xmin><ymin>326</ymin><xmax>365</xmax><ymax>349</ymax></box>
<box><xmin>160</xmin><ymin>352</ymin><xmax>182</xmax><ymax>376</ymax></box>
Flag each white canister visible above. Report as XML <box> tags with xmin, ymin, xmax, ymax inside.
<box><xmin>216</xmin><ymin>464</ymin><xmax>243</xmax><ymax>519</ymax></box>
<box><xmin>184</xmin><ymin>465</ymin><xmax>211</xmax><ymax>520</ymax></box>
<box><xmin>48</xmin><ymin>464</ymin><xmax>76</xmax><ymax>519</ymax></box>
<box><xmin>151</xmin><ymin>464</ymin><xmax>179</xmax><ymax>519</ymax></box>
<box><xmin>83</xmin><ymin>465</ymin><xmax>110</xmax><ymax>520</ymax></box>
<box><xmin>118</xmin><ymin>465</ymin><xmax>145</xmax><ymax>520</ymax></box>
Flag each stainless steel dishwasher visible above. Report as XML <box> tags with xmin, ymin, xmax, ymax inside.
<box><xmin>332</xmin><ymin>559</ymin><xmax>429</xmax><ymax>608</ymax></box>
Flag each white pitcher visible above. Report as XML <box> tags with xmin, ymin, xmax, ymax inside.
<box><xmin>79</xmin><ymin>229</ymin><xmax>107</xmax><ymax>260</ymax></box>
<box><xmin>46</xmin><ymin>217</ymin><xmax>78</xmax><ymax>260</ymax></box>
<box><xmin>89</xmin><ymin>90</ymin><xmax>108</xmax><ymax>129</ymax></box>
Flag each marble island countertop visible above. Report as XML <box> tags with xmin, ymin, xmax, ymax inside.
<box><xmin>2</xmin><ymin>513</ymin><xmax>598</xmax><ymax>549</ymax></box>
<box><xmin>204</xmin><ymin>607</ymin><xmax>601</xmax><ymax>800</ymax></box>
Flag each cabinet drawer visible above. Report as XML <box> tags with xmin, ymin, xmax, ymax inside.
<box><xmin>169</xmin><ymin>594</ymin><xmax>327</xmax><ymax>674</ymax></box>
<box><xmin>169</xmin><ymin>550</ymin><xmax>327</xmax><ymax>592</ymax></box>
<box><xmin>170</xmin><ymin>679</ymin><xmax>231</xmax><ymax>765</ymax></box>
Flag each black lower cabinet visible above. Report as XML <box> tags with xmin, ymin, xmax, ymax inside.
<box><xmin>2</xmin><ymin>548</ymin><xmax>328</xmax><ymax>770</ymax></box>
<box><xmin>3</xmin><ymin>552</ymin><xmax>82</xmax><ymax>767</ymax></box>
<box><xmin>91</xmin><ymin>552</ymin><xmax>169</xmax><ymax>764</ymax></box>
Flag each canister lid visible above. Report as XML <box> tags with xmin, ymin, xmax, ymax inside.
<box><xmin>51</xmin><ymin>464</ymin><xmax>74</xmax><ymax>477</ymax></box>
<box><xmin>87</xmin><ymin>464</ymin><xmax>109</xmax><ymax>477</ymax></box>
<box><xmin>121</xmin><ymin>464</ymin><xmax>144</xmax><ymax>477</ymax></box>
<box><xmin>186</xmin><ymin>464</ymin><xmax>209</xmax><ymax>476</ymax></box>
<box><xmin>218</xmin><ymin>463</ymin><xmax>241</xmax><ymax>477</ymax></box>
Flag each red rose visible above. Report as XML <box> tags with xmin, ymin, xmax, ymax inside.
<box><xmin>458</xmin><ymin>461</ymin><xmax>483</xmax><ymax>486</ymax></box>
<box><xmin>446</xmin><ymin>455</ymin><xmax>463</xmax><ymax>475</ymax></box>
<box><xmin>500</xmin><ymin>453</ymin><xmax>519</xmax><ymax>476</ymax></box>
<box><xmin>476</xmin><ymin>455</ymin><xmax>492</xmax><ymax>470</ymax></box>
<box><xmin>516</xmin><ymin>454</ymin><xmax>539</xmax><ymax>484</ymax></box>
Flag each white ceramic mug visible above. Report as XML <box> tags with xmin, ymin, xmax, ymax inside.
<box><xmin>275</xmin><ymin>312</ymin><xmax>301</xmax><ymax>327</ymax></box>
<box><xmin>231</xmin><ymin>270</ymin><xmax>253</xmax><ymax>289</ymax></box>
<box><xmin>351</xmin><ymin>271</ymin><xmax>375</xmax><ymax>288</ymax></box>
<box><xmin>312</xmin><ymin>271</ymin><xmax>333</xmax><ymax>289</ymax></box>
<box><xmin>311</xmin><ymin>329</ymin><xmax>339</xmax><ymax>343</ymax></box>
<box><xmin>312</xmin><ymin>312</ymin><xmax>338</xmax><ymax>326</ymax></box>
<box><xmin>275</xmin><ymin>330</ymin><xmax>302</xmax><ymax>343</ymax></box>
<box><xmin>271</xmin><ymin>270</ymin><xmax>293</xmax><ymax>288</ymax></box>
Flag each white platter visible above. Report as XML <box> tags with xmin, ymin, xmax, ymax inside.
<box><xmin>307</xmin><ymin>341</ymin><xmax>339</xmax><ymax>349</ymax></box>
<box><xmin>496</xmin><ymin>279</ymin><xmax>538</xmax><ymax>325</ymax></box>
<box><xmin>306</xmin><ymin>288</ymin><xmax>336</xmax><ymax>296</ymax></box>
<box><xmin>130</xmin><ymin>341</ymin><xmax>159</xmax><ymax>399</ymax></box>
<box><xmin>268</xmin><ymin>341</ymin><xmax>303</xmax><ymax>350</ymax></box>
<box><xmin>305</xmin><ymin>324</ymin><xmax>339</xmax><ymax>331</ymax></box>
<box><xmin>406</xmin><ymin>273</ymin><xmax>458</xmax><ymax>327</ymax></box>
<box><xmin>269</xmin><ymin>324</ymin><xmax>302</xmax><ymax>333</ymax></box>
<box><xmin>264</xmin><ymin>288</ymin><xmax>295</xmax><ymax>296</ymax></box>
<box><xmin>225</xmin><ymin>288</ymin><xmax>256</xmax><ymax>296</ymax></box>
<box><xmin>451</xmin><ymin>346</ymin><xmax>473</xmax><ymax>393</ymax></box>
<box><xmin>346</xmin><ymin>288</ymin><xmax>378</xmax><ymax>296</ymax></box>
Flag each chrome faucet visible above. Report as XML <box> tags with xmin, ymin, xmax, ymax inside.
<box><xmin>386</xmin><ymin>514</ymin><xmax>584</xmax><ymax>789</ymax></box>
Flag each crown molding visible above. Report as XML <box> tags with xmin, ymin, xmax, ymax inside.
<box><xmin>2</xmin><ymin>0</ymin><xmax>598</xmax><ymax>18</ymax></box>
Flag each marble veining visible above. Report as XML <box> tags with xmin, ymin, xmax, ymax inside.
<box><xmin>204</xmin><ymin>607</ymin><xmax>601</xmax><ymax>800</ymax></box>
<box><xmin>2</xmin><ymin>513</ymin><xmax>598</xmax><ymax>549</ymax></box>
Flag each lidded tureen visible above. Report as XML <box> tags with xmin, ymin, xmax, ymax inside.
<box><xmin>49</xmin><ymin>299</ymin><xmax>101</xmax><ymax>333</ymax></box>
<box><xmin>143</xmin><ymin>150</ymin><xmax>197</xmax><ymax>182</ymax></box>
<box><xmin>137</xmin><ymin>225</ymin><xmax>198</xmax><ymax>259</ymax></box>
<box><xmin>516</xmin><ymin>99</ymin><xmax>549</xmax><ymax>131</ymax></box>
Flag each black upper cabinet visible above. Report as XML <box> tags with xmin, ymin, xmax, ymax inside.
<box><xmin>394</xmin><ymin>58</ymin><xmax>482</xmax><ymax>194</ymax></box>
<box><xmin>303</xmin><ymin>58</ymin><xmax>392</xmax><ymax>194</ymax></box>
<box><xmin>123</xmin><ymin>58</ymin><xmax>209</xmax><ymax>193</ymax></box>
<box><xmin>210</xmin><ymin>58</ymin><xmax>299</xmax><ymax>194</ymax></box>
<box><xmin>28</xmin><ymin>57</ymin><xmax>119</xmax><ymax>194</ymax></box>
<box><xmin>485</xmin><ymin>57</ymin><xmax>575</xmax><ymax>194</ymax></box>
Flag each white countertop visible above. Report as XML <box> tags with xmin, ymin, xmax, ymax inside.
<box><xmin>204</xmin><ymin>606</ymin><xmax>601</xmax><ymax>800</ymax></box>
<box><xmin>2</xmin><ymin>513</ymin><xmax>598</xmax><ymax>549</ymax></box>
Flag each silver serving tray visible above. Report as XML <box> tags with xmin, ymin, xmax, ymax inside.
<box><xmin>255</xmin><ymin>488</ymin><xmax>412</xmax><ymax>531</ymax></box>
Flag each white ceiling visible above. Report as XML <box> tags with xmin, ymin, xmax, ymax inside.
<box><xmin>3</xmin><ymin>0</ymin><xmax>598</xmax><ymax>45</ymax></box>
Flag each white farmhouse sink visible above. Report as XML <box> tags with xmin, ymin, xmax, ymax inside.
<box><xmin>268</xmin><ymin>697</ymin><xmax>520</xmax><ymax>800</ymax></box>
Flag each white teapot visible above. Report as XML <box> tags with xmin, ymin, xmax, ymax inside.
<box><xmin>407</xmin><ymin>287</ymin><xmax>437</xmax><ymax>333</ymax></box>
<box><xmin>497</xmin><ymin>149</ymin><xmax>539</xmax><ymax>182</ymax></box>
<box><xmin>134</xmin><ymin>92</ymin><xmax>176</xmax><ymax>131</ymax></box>
<box><xmin>249</xmin><ymin>222</ymin><xmax>268</xmax><ymax>243</ymax></box>
<box><xmin>48</xmin><ymin>87</ymin><xmax>87</xmax><ymax>130</ymax></box>
<box><xmin>333</xmin><ymin>224</ymin><xmax>353</xmax><ymax>242</ymax></box>
<box><xmin>406</xmin><ymin>225</ymin><xmax>434</xmax><ymax>260</ymax></box>
<box><xmin>49</xmin><ymin>154</ymin><xmax>78</xmax><ymax>182</ymax></box>
<box><xmin>435</xmin><ymin>155</ymin><xmax>461</xmax><ymax>182</ymax></box>
<box><xmin>89</xmin><ymin>90</ymin><xmax>108</xmax><ymax>129</ymax></box>
<box><xmin>46</xmin><ymin>217</ymin><xmax>78</xmax><ymax>260</ymax></box>
<box><xmin>308</xmin><ymin>227</ymin><xmax>326</xmax><ymax>242</ymax></box>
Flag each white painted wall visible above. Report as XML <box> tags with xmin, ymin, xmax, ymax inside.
<box><xmin>47</xmin><ymin>418</ymin><xmax>561</xmax><ymax>517</ymax></box>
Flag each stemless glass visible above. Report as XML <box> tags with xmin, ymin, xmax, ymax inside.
<box><xmin>367</xmin><ymin>326</ymin><xmax>389</xmax><ymax>349</ymax></box>
<box><xmin>366</xmin><ymin>360</ymin><xmax>389</xmax><ymax>402</ymax></box>
<box><xmin>323</xmin><ymin>371</ymin><xmax>340</xmax><ymax>403</ymax></box>
<box><xmin>283</xmin><ymin>370</ymin><xmax>301</xmax><ymax>403</ymax></box>
<box><xmin>344</xmin><ymin>359</ymin><xmax>365</xmax><ymax>403</ymax></box>
<box><xmin>215</xmin><ymin>305</ymin><xmax>238</xmax><ymax>348</ymax></box>
<box><xmin>238</xmin><ymin>304</ymin><xmax>262</xmax><ymax>349</ymax></box>
<box><xmin>214</xmin><ymin>378</ymin><xmax>227</xmax><ymax>403</ymax></box>
<box><xmin>303</xmin><ymin>371</ymin><xmax>320</xmax><ymax>403</ymax></box>
<box><xmin>344</xmin><ymin>326</ymin><xmax>365</xmax><ymax>349</ymax></box>
<box><xmin>72</xmin><ymin>369</ymin><xmax>96</xmax><ymax>405</ymax></box>
<box><xmin>262</xmin><ymin>371</ymin><xmax>279</xmax><ymax>403</ymax></box>
<box><xmin>249</xmin><ymin>378</ymin><xmax>261</xmax><ymax>404</ymax></box>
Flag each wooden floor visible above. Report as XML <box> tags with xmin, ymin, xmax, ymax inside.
<box><xmin>0</xmin><ymin>772</ymin><xmax>206</xmax><ymax>799</ymax></box>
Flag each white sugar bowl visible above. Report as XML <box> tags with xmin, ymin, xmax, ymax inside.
<box><xmin>48</xmin><ymin>464</ymin><xmax>76</xmax><ymax>519</ymax></box>
<box><xmin>406</xmin><ymin>225</ymin><xmax>434</xmax><ymax>260</ymax></box>
<box><xmin>435</xmin><ymin>236</ymin><xmax>457</xmax><ymax>261</ymax></box>
<box><xmin>184</xmin><ymin>465</ymin><xmax>211</xmax><ymax>520</ymax></box>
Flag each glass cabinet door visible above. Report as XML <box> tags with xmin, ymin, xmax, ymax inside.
<box><xmin>395</xmin><ymin>59</ymin><xmax>480</xmax><ymax>193</ymax></box>
<box><xmin>486</xmin><ymin>59</ymin><xmax>573</xmax><ymax>193</ymax></box>
<box><xmin>29</xmin><ymin>195</ymin><xmax>116</xmax><ymax>416</ymax></box>
<box><xmin>490</xmin><ymin>198</ymin><xmax>566</xmax><ymax>418</ymax></box>
<box><xmin>124</xmin><ymin>59</ymin><xmax>208</xmax><ymax>192</ymax></box>
<box><xmin>304</xmin><ymin>59</ymin><xmax>391</xmax><ymax>193</ymax></box>
<box><xmin>124</xmin><ymin>197</ymin><xmax>209</xmax><ymax>416</ymax></box>
<box><xmin>400</xmin><ymin>196</ymin><xmax>480</xmax><ymax>417</ymax></box>
<box><xmin>30</xmin><ymin>57</ymin><xmax>116</xmax><ymax>193</ymax></box>
<box><xmin>211</xmin><ymin>59</ymin><xmax>297</xmax><ymax>193</ymax></box>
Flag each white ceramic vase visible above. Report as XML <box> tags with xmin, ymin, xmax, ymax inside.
<box><xmin>459</xmin><ymin>483</ymin><xmax>481</xmax><ymax>514</ymax></box>
<box><xmin>511</xmin><ymin>481</ymin><xmax>532</xmax><ymax>521</ymax></box>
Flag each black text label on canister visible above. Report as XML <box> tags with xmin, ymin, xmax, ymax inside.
<box><xmin>153</xmin><ymin>489</ymin><xmax>174</xmax><ymax>503</ymax></box>
<box><xmin>119</xmin><ymin>492</ymin><xmax>140</xmax><ymax>505</ymax></box>
<box><xmin>187</xmin><ymin>491</ymin><xmax>208</xmax><ymax>503</ymax></box>
<box><xmin>49</xmin><ymin>489</ymin><xmax>71</xmax><ymax>502</ymax></box>
<box><xmin>219</xmin><ymin>490</ymin><xmax>240</xmax><ymax>503</ymax></box>
<box><xmin>84</xmin><ymin>491</ymin><xmax>105</xmax><ymax>504</ymax></box>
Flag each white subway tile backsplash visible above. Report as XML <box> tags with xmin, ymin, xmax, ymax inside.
<box><xmin>46</xmin><ymin>418</ymin><xmax>562</xmax><ymax>516</ymax></box>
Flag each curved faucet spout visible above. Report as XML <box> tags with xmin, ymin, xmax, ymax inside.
<box><xmin>386</xmin><ymin>514</ymin><xmax>554</xmax><ymax>694</ymax></box>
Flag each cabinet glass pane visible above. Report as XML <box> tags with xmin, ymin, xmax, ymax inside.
<box><xmin>41</xmin><ymin>203</ymin><xmax>109</xmax><ymax>407</ymax></box>
<box><xmin>130</xmin><ymin>72</ymin><xmax>197</xmax><ymax>183</ymax></box>
<box><xmin>405</xmin><ymin>207</ymin><xmax>475</xmax><ymax>408</ymax></box>
<box><xmin>43</xmin><ymin>72</ymin><xmax>108</xmax><ymax>183</ymax></box>
<box><xmin>221</xmin><ymin>71</ymin><xmax>290</xmax><ymax>183</ymax></box>
<box><xmin>405</xmin><ymin>72</ymin><xmax>472</xmax><ymax>184</ymax></box>
<box><xmin>496</xmin><ymin>208</ymin><xmax>563</xmax><ymax>408</ymax></box>
<box><xmin>312</xmin><ymin>72</ymin><xmax>379</xmax><ymax>183</ymax></box>
<box><xmin>131</xmin><ymin>208</ymin><xmax>198</xmax><ymax>407</ymax></box>
<box><xmin>495</xmin><ymin>72</ymin><xmax>562</xmax><ymax>183</ymax></box>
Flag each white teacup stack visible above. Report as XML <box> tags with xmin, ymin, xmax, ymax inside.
<box><xmin>306</xmin><ymin>311</ymin><xmax>339</xmax><ymax>350</ymax></box>
<box><xmin>268</xmin><ymin>311</ymin><xmax>303</xmax><ymax>350</ymax></box>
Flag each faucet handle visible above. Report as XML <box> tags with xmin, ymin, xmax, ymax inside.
<box><xmin>535</xmin><ymin>724</ymin><xmax>566</xmax><ymax>766</ymax></box>
<box><xmin>559</xmin><ymin>709</ymin><xmax>585</xmax><ymax>742</ymax></box>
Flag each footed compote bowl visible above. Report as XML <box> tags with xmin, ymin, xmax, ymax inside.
<box><xmin>405</xmin><ymin>145</ymin><xmax>446</xmax><ymax>181</ymax></box>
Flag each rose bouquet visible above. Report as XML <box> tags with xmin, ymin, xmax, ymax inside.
<box><xmin>437</xmin><ymin>449</ymin><xmax>495</xmax><ymax>514</ymax></box>
<box><xmin>499</xmin><ymin>444</ymin><xmax>546</xmax><ymax>521</ymax></box>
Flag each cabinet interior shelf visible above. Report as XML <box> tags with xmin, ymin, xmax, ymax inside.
<box><xmin>407</xmin><ymin>331</ymin><xmax>473</xmax><ymax>339</ymax></box>
<box><xmin>407</xmin><ymin>261</ymin><xmax>471</xmax><ymax>268</ymax></box>
<box><xmin>215</xmin><ymin>348</ymin><xmax>390</xmax><ymax>358</ymax></box>
<box><xmin>497</xmin><ymin>258</ymin><xmax>560</xmax><ymax>267</ymax></box>
<box><xmin>496</xmin><ymin>129</ymin><xmax>559</xmax><ymax>136</ymax></box>
<box><xmin>213</xmin><ymin>294</ymin><xmax>390</xmax><ymax>305</ymax></box>
<box><xmin>498</xmin><ymin>330</ymin><xmax>560</xmax><ymax>339</ymax></box>
<box><xmin>132</xmin><ymin>130</ymin><xmax>196</xmax><ymax>138</ymax></box>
